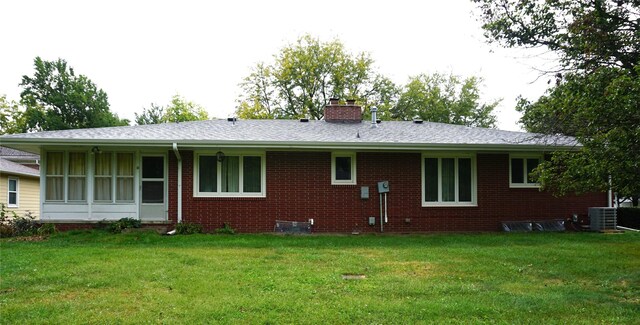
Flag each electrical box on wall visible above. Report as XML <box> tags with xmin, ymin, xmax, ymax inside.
<box><xmin>377</xmin><ymin>181</ymin><xmax>389</xmax><ymax>193</ymax></box>
<box><xmin>368</xmin><ymin>217</ymin><xmax>376</xmax><ymax>226</ymax></box>
<box><xmin>360</xmin><ymin>186</ymin><xmax>369</xmax><ymax>199</ymax></box>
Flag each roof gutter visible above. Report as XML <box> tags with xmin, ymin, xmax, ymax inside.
<box><xmin>172</xmin><ymin>143</ymin><xmax>182</xmax><ymax>224</ymax></box>
<box><xmin>0</xmin><ymin>138</ymin><xmax>582</xmax><ymax>152</ymax></box>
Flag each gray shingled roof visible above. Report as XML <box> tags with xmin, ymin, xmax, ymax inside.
<box><xmin>0</xmin><ymin>146</ymin><xmax>39</xmax><ymax>160</ymax></box>
<box><xmin>0</xmin><ymin>158</ymin><xmax>39</xmax><ymax>177</ymax></box>
<box><xmin>0</xmin><ymin>119</ymin><xmax>577</xmax><ymax>151</ymax></box>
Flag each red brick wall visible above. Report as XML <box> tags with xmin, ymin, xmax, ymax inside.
<box><xmin>168</xmin><ymin>151</ymin><xmax>605</xmax><ymax>233</ymax></box>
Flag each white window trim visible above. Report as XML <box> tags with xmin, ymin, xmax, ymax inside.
<box><xmin>509</xmin><ymin>154</ymin><xmax>542</xmax><ymax>188</ymax></box>
<box><xmin>421</xmin><ymin>153</ymin><xmax>477</xmax><ymax>207</ymax></box>
<box><xmin>194</xmin><ymin>151</ymin><xmax>266</xmax><ymax>198</ymax></box>
<box><xmin>331</xmin><ymin>152</ymin><xmax>357</xmax><ymax>185</ymax></box>
<box><xmin>7</xmin><ymin>177</ymin><xmax>18</xmax><ymax>207</ymax></box>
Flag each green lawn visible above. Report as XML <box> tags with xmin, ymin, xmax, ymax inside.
<box><xmin>1</xmin><ymin>231</ymin><xmax>639</xmax><ymax>324</ymax></box>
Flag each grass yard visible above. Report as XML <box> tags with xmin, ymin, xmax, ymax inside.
<box><xmin>1</xmin><ymin>231</ymin><xmax>639</xmax><ymax>324</ymax></box>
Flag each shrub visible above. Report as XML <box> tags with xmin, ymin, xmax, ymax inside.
<box><xmin>0</xmin><ymin>205</ymin><xmax>39</xmax><ymax>237</ymax></box>
<box><xmin>215</xmin><ymin>223</ymin><xmax>235</xmax><ymax>235</ymax></box>
<box><xmin>617</xmin><ymin>208</ymin><xmax>640</xmax><ymax>229</ymax></box>
<box><xmin>109</xmin><ymin>218</ymin><xmax>142</xmax><ymax>233</ymax></box>
<box><xmin>176</xmin><ymin>222</ymin><xmax>203</xmax><ymax>235</ymax></box>
<box><xmin>94</xmin><ymin>219</ymin><xmax>110</xmax><ymax>230</ymax></box>
<box><xmin>37</xmin><ymin>223</ymin><xmax>57</xmax><ymax>235</ymax></box>
<box><xmin>0</xmin><ymin>223</ymin><xmax>13</xmax><ymax>237</ymax></box>
<box><xmin>12</xmin><ymin>213</ymin><xmax>39</xmax><ymax>237</ymax></box>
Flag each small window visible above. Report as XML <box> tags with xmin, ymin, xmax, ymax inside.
<box><xmin>510</xmin><ymin>155</ymin><xmax>541</xmax><ymax>188</ymax></box>
<box><xmin>331</xmin><ymin>153</ymin><xmax>356</xmax><ymax>185</ymax></box>
<box><xmin>422</xmin><ymin>154</ymin><xmax>476</xmax><ymax>207</ymax></box>
<box><xmin>8</xmin><ymin>178</ymin><xmax>18</xmax><ymax>207</ymax></box>
<box><xmin>195</xmin><ymin>152</ymin><xmax>265</xmax><ymax>197</ymax></box>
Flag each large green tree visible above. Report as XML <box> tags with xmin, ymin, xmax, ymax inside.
<box><xmin>0</xmin><ymin>95</ymin><xmax>27</xmax><ymax>134</ymax></box>
<box><xmin>392</xmin><ymin>73</ymin><xmax>499</xmax><ymax>128</ymax></box>
<box><xmin>236</xmin><ymin>35</ymin><xmax>399</xmax><ymax>120</ymax></box>
<box><xmin>134</xmin><ymin>94</ymin><xmax>209</xmax><ymax>125</ymax></box>
<box><xmin>134</xmin><ymin>103</ymin><xmax>164</xmax><ymax>125</ymax></box>
<box><xmin>19</xmin><ymin>57</ymin><xmax>128</xmax><ymax>131</ymax></box>
<box><xmin>474</xmin><ymin>0</ymin><xmax>640</xmax><ymax>203</ymax></box>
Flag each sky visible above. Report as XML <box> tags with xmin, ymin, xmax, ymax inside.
<box><xmin>1</xmin><ymin>0</ymin><xmax>557</xmax><ymax>131</ymax></box>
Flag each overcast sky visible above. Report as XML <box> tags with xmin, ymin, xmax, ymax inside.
<box><xmin>1</xmin><ymin>0</ymin><xmax>557</xmax><ymax>131</ymax></box>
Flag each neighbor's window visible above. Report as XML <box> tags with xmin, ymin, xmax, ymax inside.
<box><xmin>510</xmin><ymin>155</ymin><xmax>541</xmax><ymax>187</ymax></box>
<box><xmin>7</xmin><ymin>178</ymin><xmax>18</xmax><ymax>207</ymax></box>
<box><xmin>422</xmin><ymin>154</ymin><xmax>476</xmax><ymax>206</ymax></box>
<box><xmin>331</xmin><ymin>152</ymin><xmax>356</xmax><ymax>185</ymax></box>
<box><xmin>195</xmin><ymin>152</ymin><xmax>265</xmax><ymax>197</ymax></box>
<box><xmin>94</xmin><ymin>152</ymin><xmax>135</xmax><ymax>203</ymax></box>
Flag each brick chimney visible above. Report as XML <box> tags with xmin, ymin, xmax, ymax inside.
<box><xmin>324</xmin><ymin>98</ymin><xmax>362</xmax><ymax>123</ymax></box>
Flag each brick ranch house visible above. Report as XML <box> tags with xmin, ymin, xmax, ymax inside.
<box><xmin>0</xmin><ymin>100</ymin><xmax>605</xmax><ymax>233</ymax></box>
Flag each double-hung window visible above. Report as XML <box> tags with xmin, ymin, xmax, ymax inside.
<box><xmin>7</xmin><ymin>178</ymin><xmax>18</xmax><ymax>207</ymax></box>
<box><xmin>331</xmin><ymin>152</ymin><xmax>356</xmax><ymax>185</ymax></box>
<box><xmin>68</xmin><ymin>152</ymin><xmax>87</xmax><ymax>201</ymax></box>
<box><xmin>510</xmin><ymin>155</ymin><xmax>541</xmax><ymax>188</ymax></box>
<box><xmin>422</xmin><ymin>154</ymin><xmax>476</xmax><ymax>206</ymax></box>
<box><xmin>94</xmin><ymin>152</ymin><xmax>135</xmax><ymax>203</ymax></box>
<box><xmin>195</xmin><ymin>152</ymin><xmax>265</xmax><ymax>197</ymax></box>
<box><xmin>45</xmin><ymin>152</ymin><xmax>87</xmax><ymax>202</ymax></box>
<box><xmin>45</xmin><ymin>152</ymin><xmax>64</xmax><ymax>201</ymax></box>
<box><xmin>45</xmin><ymin>151</ymin><xmax>87</xmax><ymax>202</ymax></box>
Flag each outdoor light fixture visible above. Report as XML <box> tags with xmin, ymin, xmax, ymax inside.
<box><xmin>216</xmin><ymin>151</ymin><xmax>225</xmax><ymax>162</ymax></box>
<box><xmin>91</xmin><ymin>146</ymin><xmax>101</xmax><ymax>154</ymax></box>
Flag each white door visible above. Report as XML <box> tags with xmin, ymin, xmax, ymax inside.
<box><xmin>140</xmin><ymin>155</ymin><xmax>166</xmax><ymax>221</ymax></box>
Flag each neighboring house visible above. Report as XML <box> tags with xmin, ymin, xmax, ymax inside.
<box><xmin>0</xmin><ymin>147</ymin><xmax>40</xmax><ymax>218</ymax></box>
<box><xmin>0</xmin><ymin>100</ymin><xmax>605</xmax><ymax>233</ymax></box>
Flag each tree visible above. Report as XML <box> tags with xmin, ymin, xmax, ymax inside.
<box><xmin>135</xmin><ymin>103</ymin><xmax>164</xmax><ymax>125</ymax></box>
<box><xmin>518</xmin><ymin>67</ymin><xmax>640</xmax><ymax>201</ymax></box>
<box><xmin>163</xmin><ymin>94</ymin><xmax>209</xmax><ymax>123</ymax></box>
<box><xmin>474</xmin><ymin>0</ymin><xmax>640</xmax><ymax>203</ymax></box>
<box><xmin>19</xmin><ymin>57</ymin><xmax>129</xmax><ymax>131</ymax></box>
<box><xmin>473</xmin><ymin>0</ymin><xmax>639</xmax><ymax>74</ymax></box>
<box><xmin>392</xmin><ymin>73</ymin><xmax>499</xmax><ymax>128</ymax></box>
<box><xmin>236</xmin><ymin>35</ymin><xmax>399</xmax><ymax>120</ymax></box>
<box><xmin>134</xmin><ymin>94</ymin><xmax>209</xmax><ymax>125</ymax></box>
<box><xmin>0</xmin><ymin>95</ymin><xmax>27</xmax><ymax>134</ymax></box>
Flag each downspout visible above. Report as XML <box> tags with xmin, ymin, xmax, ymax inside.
<box><xmin>608</xmin><ymin>175</ymin><xmax>613</xmax><ymax>208</ymax></box>
<box><xmin>172</xmin><ymin>143</ymin><xmax>182</xmax><ymax>223</ymax></box>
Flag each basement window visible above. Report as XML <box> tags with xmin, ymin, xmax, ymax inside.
<box><xmin>510</xmin><ymin>155</ymin><xmax>541</xmax><ymax>188</ymax></box>
<box><xmin>194</xmin><ymin>152</ymin><xmax>265</xmax><ymax>197</ymax></box>
<box><xmin>331</xmin><ymin>152</ymin><xmax>356</xmax><ymax>185</ymax></box>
